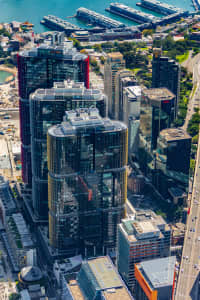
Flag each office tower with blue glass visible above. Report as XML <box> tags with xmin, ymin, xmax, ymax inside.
<box><xmin>47</xmin><ymin>108</ymin><xmax>128</xmax><ymax>256</ymax></box>
<box><xmin>18</xmin><ymin>32</ymin><xmax>89</xmax><ymax>185</ymax></box>
<box><xmin>30</xmin><ymin>81</ymin><xmax>107</xmax><ymax>219</ymax></box>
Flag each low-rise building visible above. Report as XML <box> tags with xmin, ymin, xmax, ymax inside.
<box><xmin>134</xmin><ymin>256</ymin><xmax>176</xmax><ymax>300</ymax></box>
<box><xmin>66</xmin><ymin>256</ymin><xmax>134</xmax><ymax>299</ymax></box>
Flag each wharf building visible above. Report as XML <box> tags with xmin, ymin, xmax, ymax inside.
<box><xmin>30</xmin><ymin>81</ymin><xmax>107</xmax><ymax>220</ymax></box>
<box><xmin>137</xmin><ymin>0</ymin><xmax>184</xmax><ymax>15</ymax></box>
<box><xmin>17</xmin><ymin>32</ymin><xmax>89</xmax><ymax>186</ymax></box>
<box><xmin>47</xmin><ymin>108</ymin><xmax>128</xmax><ymax>257</ymax></box>
<box><xmin>152</xmin><ymin>48</ymin><xmax>180</xmax><ymax>119</ymax></box>
<box><xmin>117</xmin><ymin>210</ymin><xmax>171</xmax><ymax>293</ymax></box>
<box><xmin>106</xmin><ymin>3</ymin><xmax>160</xmax><ymax>24</ymax></box>
<box><xmin>66</xmin><ymin>256</ymin><xmax>134</xmax><ymax>300</ymax></box>
<box><xmin>154</xmin><ymin>128</ymin><xmax>191</xmax><ymax>203</ymax></box>
<box><xmin>76</xmin><ymin>7</ymin><xmax>125</xmax><ymax>29</ymax></box>
<box><xmin>104</xmin><ymin>52</ymin><xmax>125</xmax><ymax>119</ymax></box>
<box><xmin>138</xmin><ymin>87</ymin><xmax>175</xmax><ymax>176</ymax></box>
<box><xmin>135</xmin><ymin>256</ymin><xmax>176</xmax><ymax>300</ymax></box>
<box><xmin>42</xmin><ymin>15</ymin><xmax>80</xmax><ymax>35</ymax></box>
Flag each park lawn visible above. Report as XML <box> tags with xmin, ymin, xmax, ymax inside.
<box><xmin>176</xmin><ymin>51</ymin><xmax>189</xmax><ymax>63</ymax></box>
<box><xmin>132</xmin><ymin>68</ymin><xmax>141</xmax><ymax>74</ymax></box>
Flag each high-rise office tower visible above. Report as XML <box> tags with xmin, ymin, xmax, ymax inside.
<box><xmin>30</xmin><ymin>81</ymin><xmax>107</xmax><ymax>219</ymax></box>
<box><xmin>47</xmin><ymin>108</ymin><xmax>128</xmax><ymax>257</ymax></box>
<box><xmin>115</xmin><ymin>69</ymin><xmax>137</xmax><ymax>121</ymax></box>
<box><xmin>139</xmin><ymin>87</ymin><xmax>175</xmax><ymax>174</ymax></box>
<box><xmin>18</xmin><ymin>32</ymin><xmax>89</xmax><ymax>185</ymax></box>
<box><xmin>155</xmin><ymin>128</ymin><xmax>191</xmax><ymax>200</ymax></box>
<box><xmin>117</xmin><ymin>210</ymin><xmax>171</xmax><ymax>292</ymax></box>
<box><xmin>123</xmin><ymin>85</ymin><xmax>141</xmax><ymax>156</ymax></box>
<box><xmin>104</xmin><ymin>52</ymin><xmax>125</xmax><ymax>119</ymax></box>
<box><xmin>152</xmin><ymin>48</ymin><xmax>180</xmax><ymax>118</ymax></box>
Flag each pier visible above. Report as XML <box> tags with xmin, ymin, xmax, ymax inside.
<box><xmin>41</xmin><ymin>15</ymin><xmax>81</xmax><ymax>35</ymax></box>
<box><xmin>76</xmin><ymin>7</ymin><xmax>125</xmax><ymax>29</ymax></box>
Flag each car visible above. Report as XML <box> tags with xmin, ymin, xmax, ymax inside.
<box><xmin>193</xmin><ymin>229</ymin><xmax>195</xmax><ymax>232</ymax></box>
<box><xmin>186</xmin><ymin>256</ymin><xmax>189</xmax><ymax>260</ymax></box>
<box><xmin>181</xmin><ymin>269</ymin><xmax>184</xmax><ymax>273</ymax></box>
<box><xmin>194</xmin><ymin>264</ymin><xmax>198</xmax><ymax>268</ymax></box>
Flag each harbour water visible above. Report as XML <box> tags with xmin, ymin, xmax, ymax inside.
<box><xmin>0</xmin><ymin>0</ymin><xmax>194</xmax><ymax>33</ymax></box>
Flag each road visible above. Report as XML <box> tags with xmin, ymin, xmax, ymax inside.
<box><xmin>183</xmin><ymin>53</ymin><xmax>200</xmax><ymax>131</ymax></box>
<box><xmin>174</xmin><ymin>53</ymin><xmax>200</xmax><ymax>300</ymax></box>
<box><xmin>175</xmin><ymin>100</ymin><xmax>200</xmax><ymax>298</ymax></box>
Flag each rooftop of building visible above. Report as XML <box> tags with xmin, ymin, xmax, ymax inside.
<box><xmin>107</xmin><ymin>52</ymin><xmax>124</xmax><ymax>59</ymax></box>
<box><xmin>119</xmin><ymin>209</ymin><xmax>170</xmax><ymax>242</ymax></box>
<box><xmin>110</xmin><ymin>3</ymin><xmax>158</xmax><ymax>21</ymax></box>
<box><xmin>142</xmin><ymin>0</ymin><xmax>184</xmax><ymax>12</ymax></box>
<box><xmin>121</xmin><ymin>219</ymin><xmax>161</xmax><ymax>242</ymax></box>
<box><xmin>168</xmin><ymin>187</ymin><xmax>186</xmax><ymax>198</ymax></box>
<box><xmin>142</xmin><ymin>87</ymin><xmax>175</xmax><ymax>101</ymax></box>
<box><xmin>48</xmin><ymin>108</ymin><xmax>127</xmax><ymax>137</ymax></box>
<box><xmin>159</xmin><ymin>128</ymin><xmax>191</xmax><ymax>142</ymax></box>
<box><xmin>74</xmin><ymin>256</ymin><xmax>133</xmax><ymax>300</ymax></box>
<box><xmin>77</xmin><ymin>7</ymin><xmax>124</xmax><ymax>27</ymax></box>
<box><xmin>68</xmin><ymin>280</ymin><xmax>85</xmax><ymax>300</ymax></box>
<box><xmin>19</xmin><ymin>33</ymin><xmax>88</xmax><ymax>60</ymax></box>
<box><xmin>30</xmin><ymin>80</ymin><xmax>106</xmax><ymax>101</ymax></box>
<box><xmin>20</xmin><ymin>266</ymin><xmax>42</xmax><ymax>283</ymax></box>
<box><xmin>136</xmin><ymin>256</ymin><xmax>176</xmax><ymax>289</ymax></box>
<box><xmin>124</xmin><ymin>85</ymin><xmax>141</xmax><ymax>98</ymax></box>
<box><xmin>54</xmin><ymin>255</ymin><xmax>82</xmax><ymax>274</ymax></box>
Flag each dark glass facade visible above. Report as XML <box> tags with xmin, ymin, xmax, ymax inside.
<box><xmin>154</xmin><ymin>128</ymin><xmax>191</xmax><ymax>197</ymax></box>
<box><xmin>139</xmin><ymin>88</ymin><xmax>175</xmax><ymax>175</ymax></box>
<box><xmin>47</xmin><ymin>108</ymin><xmax>128</xmax><ymax>256</ymax></box>
<box><xmin>17</xmin><ymin>36</ymin><xmax>89</xmax><ymax>185</ymax></box>
<box><xmin>152</xmin><ymin>48</ymin><xmax>180</xmax><ymax>118</ymax></box>
<box><xmin>30</xmin><ymin>81</ymin><xmax>107</xmax><ymax>219</ymax></box>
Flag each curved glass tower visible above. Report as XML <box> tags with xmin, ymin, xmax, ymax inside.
<box><xmin>47</xmin><ymin>108</ymin><xmax>128</xmax><ymax>256</ymax></box>
<box><xmin>30</xmin><ymin>81</ymin><xmax>107</xmax><ymax>219</ymax></box>
<box><xmin>17</xmin><ymin>32</ymin><xmax>89</xmax><ymax>185</ymax></box>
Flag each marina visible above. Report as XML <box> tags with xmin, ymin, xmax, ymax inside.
<box><xmin>106</xmin><ymin>3</ymin><xmax>160</xmax><ymax>24</ymax></box>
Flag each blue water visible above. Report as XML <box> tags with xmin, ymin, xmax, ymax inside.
<box><xmin>0</xmin><ymin>0</ymin><xmax>194</xmax><ymax>32</ymax></box>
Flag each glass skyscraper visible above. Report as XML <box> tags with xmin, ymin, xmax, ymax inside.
<box><xmin>17</xmin><ymin>32</ymin><xmax>89</xmax><ymax>185</ymax></box>
<box><xmin>152</xmin><ymin>48</ymin><xmax>180</xmax><ymax>118</ymax></box>
<box><xmin>139</xmin><ymin>87</ymin><xmax>175</xmax><ymax>175</ymax></box>
<box><xmin>155</xmin><ymin>128</ymin><xmax>191</xmax><ymax>199</ymax></box>
<box><xmin>47</xmin><ymin>108</ymin><xmax>128</xmax><ymax>257</ymax></box>
<box><xmin>30</xmin><ymin>81</ymin><xmax>107</xmax><ymax>219</ymax></box>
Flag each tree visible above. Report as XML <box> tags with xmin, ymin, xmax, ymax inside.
<box><xmin>93</xmin><ymin>44</ymin><xmax>102</xmax><ymax>52</ymax></box>
<box><xmin>9</xmin><ymin>293</ymin><xmax>20</xmax><ymax>300</ymax></box>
